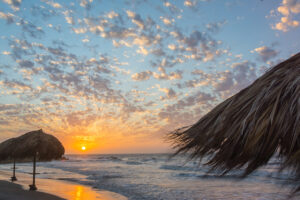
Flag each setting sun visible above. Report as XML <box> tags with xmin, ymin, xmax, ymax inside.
<box><xmin>81</xmin><ymin>146</ymin><xmax>86</xmax><ymax>151</ymax></box>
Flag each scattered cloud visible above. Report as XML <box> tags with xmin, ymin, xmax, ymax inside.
<box><xmin>106</xmin><ymin>11</ymin><xmax>119</xmax><ymax>19</ymax></box>
<box><xmin>206</xmin><ymin>20</ymin><xmax>227</xmax><ymax>33</ymax></box>
<box><xmin>184</xmin><ymin>0</ymin><xmax>196</xmax><ymax>7</ymax></box>
<box><xmin>0</xmin><ymin>11</ymin><xmax>15</xmax><ymax>24</ymax></box>
<box><xmin>161</xmin><ymin>17</ymin><xmax>172</xmax><ymax>25</ymax></box>
<box><xmin>137</xmin><ymin>46</ymin><xmax>149</xmax><ymax>55</ymax></box>
<box><xmin>252</xmin><ymin>46</ymin><xmax>279</xmax><ymax>62</ymax></box>
<box><xmin>159</xmin><ymin>87</ymin><xmax>177</xmax><ymax>100</ymax></box>
<box><xmin>2</xmin><ymin>51</ymin><xmax>11</xmax><ymax>55</ymax></box>
<box><xmin>0</xmin><ymin>0</ymin><xmax>294</xmax><ymax>153</ymax></box>
<box><xmin>63</xmin><ymin>10</ymin><xmax>75</xmax><ymax>25</ymax></box>
<box><xmin>80</xmin><ymin>0</ymin><xmax>93</xmax><ymax>9</ymax></box>
<box><xmin>272</xmin><ymin>0</ymin><xmax>300</xmax><ymax>32</ymax></box>
<box><xmin>18</xmin><ymin>60</ymin><xmax>34</xmax><ymax>68</ymax></box>
<box><xmin>168</xmin><ymin>44</ymin><xmax>176</xmax><ymax>50</ymax></box>
<box><xmin>153</xmin><ymin>68</ymin><xmax>183</xmax><ymax>80</ymax></box>
<box><xmin>127</xmin><ymin>10</ymin><xmax>145</xmax><ymax>29</ymax></box>
<box><xmin>2</xmin><ymin>0</ymin><xmax>22</xmax><ymax>11</ymax></box>
<box><xmin>45</xmin><ymin>1</ymin><xmax>62</xmax><ymax>9</ymax></box>
<box><xmin>132</xmin><ymin>71</ymin><xmax>153</xmax><ymax>81</ymax></box>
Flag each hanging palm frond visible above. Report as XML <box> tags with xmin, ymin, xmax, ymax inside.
<box><xmin>169</xmin><ymin>52</ymin><xmax>300</xmax><ymax>178</ymax></box>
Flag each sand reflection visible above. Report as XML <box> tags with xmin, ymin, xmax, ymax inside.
<box><xmin>39</xmin><ymin>179</ymin><xmax>127</xmax><ymax>200</ymax></box>
<box><xmin>0</xmin><ymin>171</ymin><xmax>127</xmax><ymax>200</ymax></box>
<box><xmin>75</xmin><ymin>185</ymin><xmax>82</xmax><ymax>200</ymax></box>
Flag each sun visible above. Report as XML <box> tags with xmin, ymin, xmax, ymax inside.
<box><xmin>81</xmin><ymin>146</ymin><xmax>86</xmax><ymax>151</ymax></box>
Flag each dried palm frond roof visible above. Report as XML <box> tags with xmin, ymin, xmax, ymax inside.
<box><xmin>169</xmin><ymin>52</ymin><xmax>300</xmax><ymax>177</ymax></box>
<box><xmin>0</xmin><ymin>129</ymin><xmax>65</xmax><ymax>161</ymax></box>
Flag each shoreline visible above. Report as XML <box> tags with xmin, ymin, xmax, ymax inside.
<box><xmin>0</xmin><ymin>170</ymin><xmax>127</xmax><ymax>200</ymax></box>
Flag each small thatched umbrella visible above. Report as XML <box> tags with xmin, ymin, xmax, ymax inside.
<box><xmin>0</xmin><ymin>129</ymin><xmax>65</xmax><ymax>190</ymax></box>
<box><xmin>170</xmin><ymin>53</ymin><xmax>300</xmax><ymax>183</ymax></box>
<box><xmin>0</xmin><ymin>138</ymin><xmax>19</xmax><ymax>182</ymax></box>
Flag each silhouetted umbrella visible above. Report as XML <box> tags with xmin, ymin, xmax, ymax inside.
<box><xmin>170</xmin><ymin>53</ymin><xmax>300</xmax><ymax>179</ymax></box>
<box><xmin>8</xmin><ymin>129</ymin><xmax>64</xmax><ymax>161</ymax></box>
<box><xmin>0</xmin><ymin>138</ymin><xmax>17</xmax><ymax>161</ymax></box>
<box><xmin>0</xmin><ymin>138</ymin><xmax>18</xmax><ymax>182</ymax></box>
<box><xmin>0</xmin><ymin>129</ymin><xmax>65</xmax><ymax>190</ymax></box>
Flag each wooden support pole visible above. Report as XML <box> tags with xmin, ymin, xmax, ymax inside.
<box><xmin>10</xmin><ymin>158</ymin><xmax>17</xmax><ymax>182</ymax></box>
<box><xmin>29</xmin><ymin>152</ymin><xmax>37</xmax><ymax>191</ymax></box>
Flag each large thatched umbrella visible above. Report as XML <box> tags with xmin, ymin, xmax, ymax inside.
<box><xmin>0</xmin><ymin>129</ymin><xmax>65</xmax><ymax>190</ymax></box>
<box><xmin>170</xmin><ymin>53</ymin><xmax>300</xmax><ymax>181</ymax></box>
<box><xmin>8</xmin><ymin>129</ymin><xmax>65</xmax><ymax>161</ymax></box>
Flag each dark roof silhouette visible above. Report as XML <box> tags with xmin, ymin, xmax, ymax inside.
<box><xmin>0</xmin><ymin>129</ymin><xmax>64</xmax><ymax>161</ymax></box>
<box><xmin>170</xmin><ymin>52</ymin><xmax>300</xmax><ymax>177</ymax></box>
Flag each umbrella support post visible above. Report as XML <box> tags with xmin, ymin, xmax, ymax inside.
<box><xmin>29</xmin><ymin>153</ymin><xmax>37</xmax><ymax>191</ymax></box>
<box><xmin>10</xmin><ymin>159</ymin><xmax>17</xmax><ymax>182</ymax></box>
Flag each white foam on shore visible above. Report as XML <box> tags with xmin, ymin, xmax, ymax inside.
<box><xmin>1</xmin><ymin>154</ymin><xmax>299</xmax><ymax>200</ymax></box>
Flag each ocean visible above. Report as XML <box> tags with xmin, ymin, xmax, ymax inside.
<box><xmin>0</xmin><ymin>154</ymin><xmax>298</xmax><ymax>200</ymax></box>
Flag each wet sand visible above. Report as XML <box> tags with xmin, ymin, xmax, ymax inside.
<box><xmin>0</xmin><ymin>170</ymin><xmax>127</xmax><ymax>200</ymax></box>
<box><xmin>0</xmin><ymin>180</ymin><xmax>65</xmax><ymax>200</ymax></box>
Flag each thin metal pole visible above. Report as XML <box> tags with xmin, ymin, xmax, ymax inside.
<box><xmin>29</xmin><ymin>153</ymin><xmax>37</xmax><ymax>191</ymax></box>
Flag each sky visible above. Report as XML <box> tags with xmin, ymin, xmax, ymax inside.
<box><xmin>0</xmin><ymin>0</ymin><xmax>299</xmax><ymax>154</ymax></box>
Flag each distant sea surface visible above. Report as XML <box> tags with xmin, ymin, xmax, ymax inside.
<box><xmin>0</xmin><ymin>154</ymin><xmax>298</xmax><ymax>200</ymax></box>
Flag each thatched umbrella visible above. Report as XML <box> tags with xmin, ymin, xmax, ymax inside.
<box><xmin>170</xmin><ymin>53</ymin><xmax>300</xmax><ymax>182</ymax></box>
<box><xmin>0</xmin><ymin>129</ymin><xmax>65</xmax><ymax>190</ymax></box>
<box><xmin>9</xmin><ymin>129</ymin><xmax>65</xmax><ymax>161</ymax></box>
<box><xmin>0</xmin><ymin>138</ymin><xmax>18</xmax><ymax>182</ymax></box>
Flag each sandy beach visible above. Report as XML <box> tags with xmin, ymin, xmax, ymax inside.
<box><xmin>0</xmin><ymin>170</ymin><xmax>127</xmax><ymax>200</ymax></box>
<box><xmin>0</xmin><ymin>180</ymin><xmax>64</xmax><ymax>200</ymax></box>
